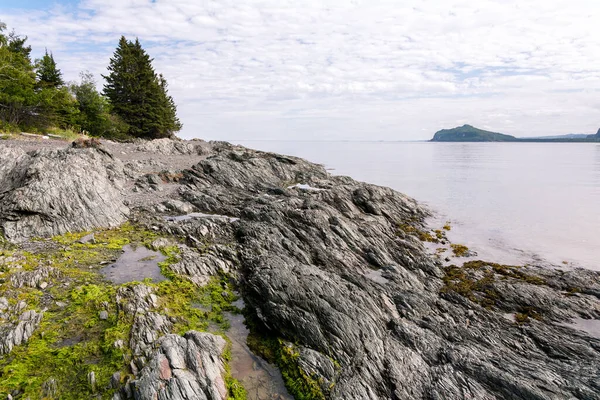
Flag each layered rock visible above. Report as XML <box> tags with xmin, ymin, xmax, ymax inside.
<box><xmin>0</xmin><ymin>300</ymin><xmax>43</xmax><ymax>355</ymax></box>
<box><xmin>123</xmin><ymin>332</ymin><xmax>228</xmax><ymax>400</ymax></box>
<box><xmin>177</xmin><ymin>146</ymin><xmax>600</xmax><ymax>399</ymax></box>
<box><xmin>1</xmin><ymin>138</ymin><xmax>599</xmax><ymax>399</ymax></box>
<box><xmin>0</xmin><ymin>146</ymin><xmax>128</xmax><ymax>241</ymax></box>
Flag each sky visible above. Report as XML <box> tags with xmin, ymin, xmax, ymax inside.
<box><xmin>1</xmin><ymin>0</ymin><xmax>600</xmax><ymax>140</ymax></box>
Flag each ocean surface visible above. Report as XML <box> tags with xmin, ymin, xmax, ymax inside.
<box><xmin>233</xmin><ymin>141</ymin><xmax>600</xmax><ymax>271</ymax></box>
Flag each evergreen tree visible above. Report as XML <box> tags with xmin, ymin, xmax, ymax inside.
<box><xmin>70</xmin><ymin>71</ymin><xmax>129</xmax><ymax>140</ymax></box>
<box><xmin>36</xmin><ymin>50</ymin><xmax>64</xmax><ymax>88</ymax></box>
<box><xmin>0</xmin><ymin>23</ymin><xmax>37</xmax><ymax>128</ymax></box>
<box><xmin>103</xmin><ymin>36</ymin><xmax>181</xmax><ymax>139</ymax></box>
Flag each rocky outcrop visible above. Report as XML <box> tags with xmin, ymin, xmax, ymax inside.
<box><xmin>1</xmin><ymin>138</ymin><xmax>599</xmax><ymax>399</ymax></box>
<box><xmin>119</xmin><ymin>332</ymin><xmax>228</xmax><ymax>400</ymax></box>
<box><xmin>112</xmin><ymin>285</ymin><xmax>228</xmax><ymax>400</ymax></box>
<box><xmin>0</xmin><ymin>146</ymin><xmax>128</xmax><ymax>241</ymax></box>
<box><xmin>135</xmin><ymin>138</ymin><xmax>206</xmax><ymax>155</ymax></box>
<box><xmin>176</xmin><ymin>147</ymin><xmax>600</xmax><ymax>399</ymax></box>
<box><xmin>0</xmin><ymin>300</ymin><xmax>43</xmax><ymax>355</ymax></box>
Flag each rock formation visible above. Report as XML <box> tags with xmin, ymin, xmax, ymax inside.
<box><xmin>0</xmin><ymin>146</ymin><xmax>128</xmax><ymax>241</ymax></box>
<box><xmin>0</xmin><ymin>137</ymin><xmax>599</xmax><ymax>399</ymax></box>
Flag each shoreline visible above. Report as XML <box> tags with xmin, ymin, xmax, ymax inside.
<box><xmin>1</xmin><ymin>136</ymin><xmax>599</xmax><ymax>399</ymax></box>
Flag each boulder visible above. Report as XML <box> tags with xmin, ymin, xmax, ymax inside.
<box><xmin>0</xmin><ymin>146</ymin><xmax>128</xmax><ymax>241</ymax></box>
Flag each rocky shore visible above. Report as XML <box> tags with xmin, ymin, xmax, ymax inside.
<box><xmin>0</xmin><ymin>136</ymin><xmax>599</xmax><ymax>399</ymax></box>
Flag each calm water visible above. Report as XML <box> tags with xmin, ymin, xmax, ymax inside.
<box><xmin>233</xmin><ymin>141</ymin><xmax>600</xmax><ymax>270</ymax></box>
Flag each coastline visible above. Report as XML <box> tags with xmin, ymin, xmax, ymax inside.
<box><xmin>0</xmin><ymin>136</ymin><xmax>599</xmax><ymax>399</ymax></box>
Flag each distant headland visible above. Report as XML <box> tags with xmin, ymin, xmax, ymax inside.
<box><xmin>431</xmin><ymin>125</ymin><xmax>600</xmax><ymax>142</ymax></box>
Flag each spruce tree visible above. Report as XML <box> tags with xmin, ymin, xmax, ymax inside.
<box><xmin>103</xmin><ymin>36</ymin><xmax>181</xmax><ymax>139</ymax></box>
<box><xmin>36</xmin><ymin>50</ymin><xmax>64</xmax><ymax>88</ymax></box>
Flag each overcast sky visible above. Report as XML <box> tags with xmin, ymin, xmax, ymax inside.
<box><xmin>2</xmin><ymin>0</ymin><xmax>600</xmax><ymax>140</ymax></box>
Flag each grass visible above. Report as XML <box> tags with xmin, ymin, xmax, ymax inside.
<box><xmin>0</xmin><ymin>223</ymin><xmax>247</xmax><ymax>399</ymax></box>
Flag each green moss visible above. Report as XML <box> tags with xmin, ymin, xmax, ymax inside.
<box><xmin>0</xmin><ymin>280</ymin><xmax>130</xmax><ymax>399</ymax></box>
<box><xmin>247</xmin><ymin>334</ymin><xmax>326</xmax><ymax>400</ymax></box>
<box><xmin>0</xmin><ymin>223</ymin><xmax>247</xmax><ymax>399</ymax></box>
<box><xmin>450</xmin><ymin>244</ymin><xmax>469</xmax><ymax>257</ymax></box>
<box><xmin>442</xmin><ymin>261</ymin><xmax>548</xmax><ymax>316</ymax></box>
<box><xmin>443</xmin><ymin>222</ymin><xmax>451</xmax><ymax>231</ymax></box>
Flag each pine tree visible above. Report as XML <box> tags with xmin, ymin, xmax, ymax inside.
<box><xmin>103</xmin><ymin>36</ymin><xmax>181</xmax><ymax>139</ymax></box>
<box><xmin>36</xmin><ymin>50</ymin><xmax>64</xmax><ymax>88</ymax></box>
<box><xmin>0</xmin><ymin>23</ymin><xmax>37</xmax><ymax>127</ymax></box>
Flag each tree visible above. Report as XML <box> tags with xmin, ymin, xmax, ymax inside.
<box><xmin>70</xmin><ymin>71</ymin><xmax>128</xmax><ymax>139</ymax></box>
<box><xmin>103</xmin><ymin>36</ymin><xmax>181</xmax><ymax>139</ymax></box>
<box><xmin>0</xmin><ymin>22</ymin><xmax>75</xmax><ymax>131</ymax></box>
<box><xmin>36</xmin><ymin>50</ymin><xmax>64</xmax><ymax>88</ymax></box>
<box><xmin>0</xmin><ymin>23</ymin><xmax>37</xmax><ymax>128</ymax></box>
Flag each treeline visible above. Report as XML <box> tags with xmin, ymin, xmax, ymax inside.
<box><xmin>0</xmin><ymin>22</ymin><xmax>181</xmax><ymax>140</ymax></box>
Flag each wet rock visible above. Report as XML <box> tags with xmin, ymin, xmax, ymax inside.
<box><xmin>0</xmin><ymin>146</ymin><xmax>128</xmax><ymax>241</ymax></box>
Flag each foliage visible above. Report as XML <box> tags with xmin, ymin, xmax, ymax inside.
<box><xmin>103</xmin><ymin>36</ymin><xmax>181</xmax><ymax>139</ymax></box>
<box><xmin>70</xmin><ymin>72</ymin><xmax>130</xmax><ymax>140</ymax></box>
<box><xmin>0</xmin><ymin>23</ymin><xmax>78</xmax><ymax>132</ymax></box>
<box><xmin>36</xmin><ymin>50</ymin><xmax>64</xmax><ymax>88</ymax></box>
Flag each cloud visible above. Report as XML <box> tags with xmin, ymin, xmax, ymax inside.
<box><xmin>2</xmin><ymin>0</ymin><xmax>600</xmax><ymax>140</ymax></box>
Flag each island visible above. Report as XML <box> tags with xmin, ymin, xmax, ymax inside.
<box><xmin>432</xmin><ymin>124</ymin><xmax>600</xmax><ymax>142</ymax></box>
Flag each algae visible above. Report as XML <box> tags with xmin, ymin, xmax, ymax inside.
<box><xmin>0</xmin><ymin>224</ymin><xmax>248</xmax><ymax>399</ymax></box>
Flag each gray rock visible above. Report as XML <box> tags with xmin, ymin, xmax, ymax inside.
<box><xmin>0</xmin><ymin>308</ymin><xmax>43</xmax><ymax>355</ymax></box>
<box><xmin>135</xmin><ymin>138</ymin><xmax>205</xmax><ymax>156</ymax></box>
<box><xmin>10</xmin><ymin>267</ymin><xmax>58</xmax><ymax>289</ymax></box>
<box><xmin>88</xmin><ymin>371</ymin><xmax>96</xmax><ymax>392</ymax></box>
<box><xmin>0</xmin><ymin>146</ymin><xmax>129</xmax><ymax>241</ymax></box>
<box><xmin>99</xmin><ymin>311</ymin><xmax>109</xmax><ymax>320</ymax></box>
<box><xmin>78</xmin><ymin>233</ymin><xmax>96</xmax><ymax>244</ymax></box>
<box><xmin>126</xmin><ymin>332</ymin><xmax>227</xmax><ymax>400</ymax></box>
<box><xmin>177</xmin><ymin>148</ymin><xmax>600</xmax><ymax>399</ymax></box>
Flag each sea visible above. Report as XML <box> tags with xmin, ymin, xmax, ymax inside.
<box><xmin>233</xmin><ymin>141</ymin><xmax>600</xmax><ymax>271</ymax></box>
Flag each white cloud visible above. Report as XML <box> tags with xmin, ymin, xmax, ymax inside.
<box><xmin>2</xmin><ymin>0</ymin><xmax>600</xmax><ymax>139</ymax></box>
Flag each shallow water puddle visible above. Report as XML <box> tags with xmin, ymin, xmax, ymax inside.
<box><xmin>165</xmin><ymin>212</ymin><xmax>239</xmax><ymax>223</ymax></box>
<box><xmin>100</xmin><ymin>244</ymin><xmax>167</xmax><ymax>284</ymax></box>
<box><xmin>559</xmin><ymin>318</ymin><xmax>600</xmax><ymax>339</ymax></box>
<box><xmin>224</xmin><ymin>304</ymin><xmax>292</xmax><ymax>400</ymax></box>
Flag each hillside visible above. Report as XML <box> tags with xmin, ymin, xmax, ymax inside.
<box><xmin>432</xmin><ymin>125</ymin><xmax>600</xmax><ymax>142</ymax></box>
<box><xmin>431</xmin><ymin>125</ymin><xmax>518</xmax><ymax>142</ymax></box>
<box><xmin>588</xmin><ymin>128</ymin><xmax>600</xmax><ymax>141</ymax></box>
